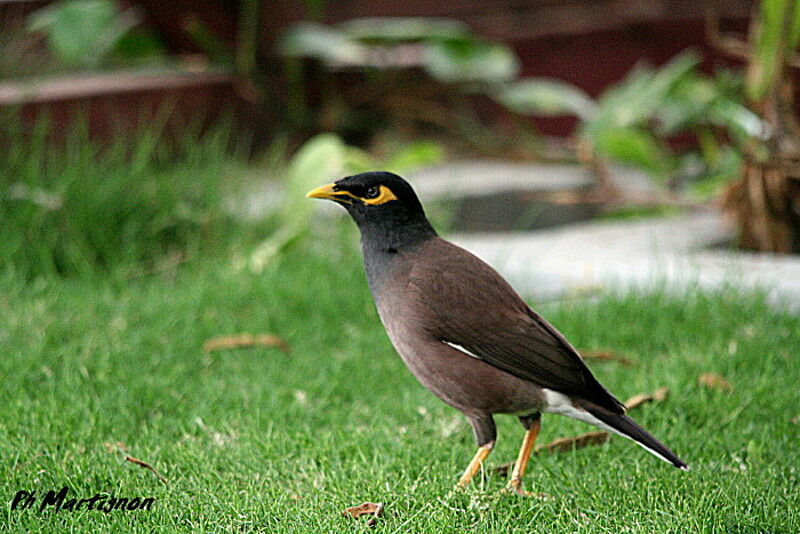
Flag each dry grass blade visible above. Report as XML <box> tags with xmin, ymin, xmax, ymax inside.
<box><xmin>203</xmin><ymin>333</ymin><xmax>290</xmax><ymax>354</ymax></box>
<box><xmin>125</xmin><ymin>456</ymin><xmax>168</xmax><ymax>484</ymax></box>
<box><xmin>625</xmin><ymin>387</ymin><xmax>670</xmax><ymax>410</ymax></box>
<box><xmin>535</xmin><ymin>431</ymin><xmax>609</xmax><ymax>454</ymax></box>
<box><xmin>580</xmin><ymin>350</ymin><xmax>636</xmax><ymax>366</ymax></box>
<box><xmin>699</xmin><ymin>372</ymin><xmax>732</xmax><ymax>391</ymax></box>
<box><xmin>343</xmin><ymin>502</ymin><xmax>384</xmax><ymax>526</ymax></box>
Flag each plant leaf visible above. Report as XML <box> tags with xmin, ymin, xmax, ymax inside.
<box><xmin>747</xmin><ymin>0</ymin><xmax>792</xmax><ymax>101</ymax></box>
<box><xmin>592</xmin><ymin>52</ymin><xmax>699</xmax><ymax>131</ymax></box>
<box><xmin>27</xmin><ymin>0</ymin><xmax>139</xmax><ymax>67</ymax></box>
<box><xmin>592</xmin><ymin>127</ymin><xmax>673</xmax><ymax>179</ymax></box>
<box><xmin>248</xmin><ymin>134</ymin><xmax>353</xmax><ymax>271</ymax></box>
<box><xmin>280</xmin><ymin>22</ymin><xmax>366</xmax><ymax>65</ymax></box>
<box><xmin>493</xmin><ymin>78</ymin><xmax>596</xmax><ymax>120</ymax></box>
<box><xmin>384</xmin><ymin>140</ymin><xmax>444</xmax><ymax>174</ymax></box>
<box><xmin>339</xmin><ymin>17</ymin><xmax>469</xmax><ymax>42</ymax></box>
<box><xmin>423</xmin><ymin>39</ymin><xmax>519</xmax><ymax>83</ymax></box>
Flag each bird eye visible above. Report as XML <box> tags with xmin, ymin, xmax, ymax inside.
<box><xmin>365</xmin><ymin>186</ymin><xmax>380</xmax><ymax>199</ymax></box>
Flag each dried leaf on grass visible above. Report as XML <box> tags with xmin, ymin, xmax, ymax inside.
<box><xmin>125</xmin><ymin>456</ymin><xmax>168</xmax><ymax>484</ymax></box>
<box><xmin>343</xmin><ymin>502</ymin><xmax>384</xmax><ymax>527</ymax></box>
<box><xmin>203</xmin><ymin>333</ymin><xmax>290</xmax><ymax>354</ymax></box>
<box><xmin>496</xmin><ymin>431</ymin><xmax>611</xmax><ymax>476</ymax></box>
<box><xmin>625</xmin><ymin>387</ymin><xmax>670</xmax><ymax>410</ymax></box>
<box><xmin>536</xmin><ymin>431</ymin><xmax>609</xmax><ymax>454</ymax></box>
<box><xmin>699</xmin><ymin>372</ymin><xmax>732</xmax><ymax>391</ymax></box>
<box><xmin>496</xmin><ymin>432</ymin><xmax>611</xmax><ymax>476</ymax></box>
<box><xmin>580</xmin><ymin>350</ymin><xmax>636</xmax><ymax>366</ymax></box>
<box><xmin>495</xmin><ymin>386</ymin><xmax>670</xmax><ymax>476</ymax></box>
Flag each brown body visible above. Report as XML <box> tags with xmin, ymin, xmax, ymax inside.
<box><xmin>375</xmin><ymin>238</ymin><xmax>547</xmax><ymax>419</ymax></box>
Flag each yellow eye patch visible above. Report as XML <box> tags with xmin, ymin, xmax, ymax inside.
<box><xmin>363</xmin><ymin>185</ymin><xmax>398</xmax><ymax>205</ymax></box>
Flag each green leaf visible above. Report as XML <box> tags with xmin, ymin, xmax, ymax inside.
<box><xmin>249</xmin><ymin>134</ymin><xmax>354</xmax><ymax>271</ymax></box>
<box><xmin>113</xmin><ymin>28</ymin><xmax>166</xmax><ymax>61</ymax></box>
<box><xmin>791</xmin><ymin>0</ymin><xmax>800</xmax><ymax>48</ymax></box>
<box><xmin>27</xmin><ymin>0</ymin><xmax>138</xmax><ymax>67</ymax></box>
<box><xmin>688</xmin><ymin>146</ymin><xmax>743</xmax><ymax>200</ymax></box>
<box><xmin>654</xmin><ymin>74</ymin><xmax>716</xmax><ymax>135</ymax></box>
<box><xmin>423</xmin><ymin>39</ymin><xmax>519</xmax><ymax>83</ymax></box>
<box><xmin>592</xmin><ymin>52</ymin><xmax>700</xmax><ymax>131</ymax></box>
<box><xmin>280</xmin><ymin>22</ymin><xmax>366</xmax><ymax>65</ymax></box>
<box><xmin>747</xmin><ymin>0</ymin><xmax>794</xmax><ymax>101</ymax></box>
<box><xmin>493</xmin><ymin>78</ymin><xmax>596</xmax><ymax>120</ymax></box>
<box><xmin>709</xmin><ymin>99</ymin><xmax>767</xmax><ymax>141</ymax></box>
<box><xmin>592</xmin><ymin>127</ymin><xmax>673</xmax><ymax>178</ymax></box>
<box><xmin>339</xmin><ymin>17</ymin><xmax>470</xmax><ymax>43</ymax></box>
<box><xmin>383</xmin><ymin>140</ymin><xmax>444</xmax><ymax>174</ymax></box>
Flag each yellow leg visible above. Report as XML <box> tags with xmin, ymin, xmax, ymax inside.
<box><xmin>505</xmin><ymin>417</ymin><xmax>541</xmax><ymax>496</ymax></box>
<box><xmin>456</xmin><ymin>443</ymin><xmax>494</xmax><ymax>488</ymax></box>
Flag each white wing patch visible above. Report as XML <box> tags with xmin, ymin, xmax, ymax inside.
<box><xmin>541</xmin><ymin>389</ymin><xmax>684</xmax><ymax>468</ymax></box>
<box><xmin>441</xmin><ymin>340</ymin><xmax>482</xmax><ymax>360</ymax></box>
<box><xmin>541</xmin><ymin>389</ymin><xmax>617</xmax><ymax>429</ymax></box>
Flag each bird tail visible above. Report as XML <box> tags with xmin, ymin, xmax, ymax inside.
<box><xmin>587</xmin><ymin>409</ymin><xmax>688</xmax><ymax>470</ymax></box>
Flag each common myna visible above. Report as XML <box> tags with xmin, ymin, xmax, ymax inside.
<box><xmin>307</xmin><ymin>172</ymin><xmax>687</xmax><ymax>494</ymax></box>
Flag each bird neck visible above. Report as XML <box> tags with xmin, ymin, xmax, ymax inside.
<box><xmin>358</xmin><ymin>214</ymin><xmax>437</xmax><ymax>254</ymax></box>
<box><xmin>357</xmin><ymin>214</ymin><xmax>437</xmax><ymax>294</ymax></box>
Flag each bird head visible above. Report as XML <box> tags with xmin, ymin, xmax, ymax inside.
<box><xmin>306</xmin><ymin>171</ymin><xmax>435</xmax><ymax>250</ymax></box>
<box><xmin>306</xmin><ymin>171</ymin><xmax>426</xmax><ymax>226</ymax></box>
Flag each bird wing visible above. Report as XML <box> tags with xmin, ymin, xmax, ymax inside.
<box><xmin>407</xmin><ymin>239</ymin><xmax>624</xmax><ymax>413</ymax></box>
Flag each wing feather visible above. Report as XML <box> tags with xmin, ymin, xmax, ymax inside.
<box><xmin>409</xmin><ymin>239</ymin><xmax>624</xmax><ymax>413</ymax></box>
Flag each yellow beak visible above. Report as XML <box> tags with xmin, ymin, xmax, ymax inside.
<box><xmin>306</xmin><ymin>183</ymin><xmax>339</xmax><ymax>200</ymax></box>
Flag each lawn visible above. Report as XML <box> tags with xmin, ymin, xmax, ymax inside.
<box><xmin>2</xmin><ymin>239</ymin><xmax>799</xmax><ymax>532</ymax></box>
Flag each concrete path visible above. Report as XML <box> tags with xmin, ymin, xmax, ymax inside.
<box><xmin>450</xmin><ymin>211</ymin><xmax>800</xmax><ymax>311</ymax></box>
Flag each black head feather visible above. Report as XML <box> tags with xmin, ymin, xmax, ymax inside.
<box><xmin>331</xmin><ymin>171</ymin><xmax>436</xmax><ymax>251</ymax></box>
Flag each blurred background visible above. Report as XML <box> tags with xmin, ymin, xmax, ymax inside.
<box><xmin>1</xmin><ymin>0</ymin><xmax>799</xmax><ymax>291</ymax></box>
<box><xmin>5</xmin><ymin>4</ymin><xmax>800</xmax><ymax>529</ymax></box>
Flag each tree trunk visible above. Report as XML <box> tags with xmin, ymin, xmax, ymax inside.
<box><xmin>722</xmin><ymin>152</ymin><xmax>800</xmax><ymax>252</ymax></box>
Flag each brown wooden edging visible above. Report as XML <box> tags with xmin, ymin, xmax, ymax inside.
<box><xmin>0</xmin><ymin>70</ymin><xmax>235</xmax><ymax>106</ymax></box>
<box><xmin>0</xmin><ymin>69</ymin><xmax>257</xmax><ymax>144</ymax></box>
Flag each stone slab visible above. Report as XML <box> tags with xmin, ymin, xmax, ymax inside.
<box><xmin>451</xmin><ymin>211</ymin><xmax>800</xmax><ymax>311</ymax></box>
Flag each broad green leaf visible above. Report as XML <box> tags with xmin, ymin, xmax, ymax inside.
<box><xmin>655</xmin><ymin>75</ymin><xmax>716</xmax><ymax>134</ymax></box>
<box><xmin>709</xmin><ymin>99</ymin><xmax>767</xmax><ymax>141</ymax></box>
<box><xmin>113</xmin><ymin>29</ymin><xmax>166</xmax><ymax>61</ymax></box>
<box><xmin>688</xmin><ymin>146</ymin><xmax>743</xmax><ymax>200</ymax></box>
<box><xmin>791</xmin><ymin>0</ymin><xmax>800</xmax><ymax>48</ymax></box>
<box><xmin>423</xmin><ymin>39</ymin><xmax>519</xmax><ymax>83</ymax></box>
<box><xmin>592</xmin><ymin>127</ymin><xmax>673</xmax><ymax>179</ymax></box>
<box><xmin>339</xmin><ymin>17</ymin><xmax>470</xmax><ymax>43</ymax></box>
<box><xmin>592</xmin><ymin>52</ymin><xmax>699</xmax><ymax>131</ymax></box>
<box><xmin>27</xmin><ymin>0</ymin><xmax>138</xmax><ymax>67</ymax></box>
<box><xmin>249</xmin><ymin>134</ymin><xmax>353</xmax><ymax>270</ymax></box>
<box><xmin>747</xmin><ymin>0</ymin><xmax>792</xmax><ymax>101</ymax></box>
<box><xmin>493</xmin><ymin>78</ymin><xmax>596</xmax><ymax>120</ymax></box>
<box><xmin>280</xmin><ymin>22</ymin><xmax>366</xmax><ymax>65</ymax></box>
<box><xmin>383</xmin><ymin>140</ymin><xmax>444</xmax><ymax>174</ymax></box>
<box><xmin>343</xmin><ymin>146</ymin><xmax>378</xmax><ymax>174</ymax></box>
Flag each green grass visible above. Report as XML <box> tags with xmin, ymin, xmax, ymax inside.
<box><xmin>2</xmin><ymin>240</ymin><xmax>799</xmax><ymax>532</ymax></box>
<box><xmin>0</xmin><ymin>114</ymin><xmax>262</xmax><ymax>279</ymax></box>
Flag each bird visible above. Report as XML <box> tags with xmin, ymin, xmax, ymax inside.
<box><xmin>307</xmin><ymin>171</ymin><xmax>687</xmax><ymax>495</ymax></box>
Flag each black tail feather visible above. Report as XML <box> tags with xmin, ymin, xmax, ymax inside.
<box><xmin>588</xmin><ymin>410</ymin><xmax>688</xmax><ymax>470</ymax></box>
